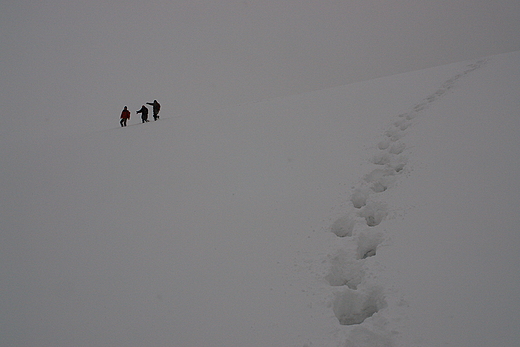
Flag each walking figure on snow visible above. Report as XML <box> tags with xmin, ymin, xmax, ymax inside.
<box><xmin>120</xmin><ymin>106</ymin><xmax>130</xmax><ymax>127</ymax></box>
<box><xmin>137</xmin><ymin>105</ymin><xmax>149</xmax><ymax>123</ymax></box>
<box><xmin>146</xmin><ymin>100</ymin><xmax>161</xmax><ymax>121</ymax></box>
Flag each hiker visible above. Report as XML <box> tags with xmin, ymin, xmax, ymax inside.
<box><xmin>137</xmin><ymin>105</ymin><xmax>149</xmax><ymax>123</ymax></box>
<box><xmin>146</xmin><ymin>100</ymin><xmax>161</xmax><ymax>121</ymax></box>
<box><xmin>120</xmin><ymin>106</ymin><xmax>130</xmax><ymax>127</ymax></box>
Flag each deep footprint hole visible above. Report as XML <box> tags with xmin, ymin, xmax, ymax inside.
<box><xmin>356</xmin><ymin>231</ymin><xmax>384</xmax><ymax>260</ymax></box>
<box><xmin>359</xmin><ymin>202</ymin><xmax>388</xmax><ymax>227</ymax></box>
<box><xmin>326</xmin><ymin>251</ymin><xmax>365</xmax><ymax>290</ymax></box>
<box><xmin>333</xmin><ymin>287</ymin><xmax>386</xmax><ymax>325</ymax></box>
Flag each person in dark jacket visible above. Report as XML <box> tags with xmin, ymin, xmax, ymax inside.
<box><xmin>146</xmin><ymin>100</ymin><xmax>161</xmax><ymax>121</ymax></box>
<box><xmin>137</xmin><ymin>105</ymin><xmax>149</xmax><ymax>123</ymax></box>
<box><xmin>120</xmin><ymin>106</ymin><xmax>130</xmax><ymax>127</ymax></box>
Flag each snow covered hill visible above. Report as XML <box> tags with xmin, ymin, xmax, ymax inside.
<box><xmin>1</xmin><ymin>51</ymin><xmax>520</xmax><ymax>347</ymax></box>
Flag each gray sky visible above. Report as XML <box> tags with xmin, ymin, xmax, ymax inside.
<box><xmin>1</xmin><ymin>0</ymin><xmax>519</xmax><ymax>133</ymax></box>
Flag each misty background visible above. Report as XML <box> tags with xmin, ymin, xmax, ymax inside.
<box><xmin>1</xmin><ymin>0</ymin><xmax>519</xmax><ymax>135</ymax></box>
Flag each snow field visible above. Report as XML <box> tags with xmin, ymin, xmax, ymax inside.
<box><xmin>2</xmin><ymin>52</ymin><xmax>520</xmax><ymax>347</ymax></box>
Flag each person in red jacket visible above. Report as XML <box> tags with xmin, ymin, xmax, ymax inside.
<box><xmin>120</xmin><ymin>106</ymin><xmax>130</xmax><ymax>127</ymax></box>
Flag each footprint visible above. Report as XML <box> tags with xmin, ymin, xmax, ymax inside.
<box><xmin>331</xmin><ymin>215</ymin><xmax>356</xmax><ymax>237</ymax></box>
<box><xmin>371</xmin><ymin>152</ymin><xmax>392</xmax><ymax>166</ymax></box>
<box><xmin>377</xmin><ymin>138</ymin><xmax>391</xmax><ymax>150</ymax></box>
<box><xmin>389</xmin><ymin>142</ymin><xmax>406</xmax><ymax>155</ymax></box>
<box><xmin>391</xmin><ymin>161</ymin><xmax>406</xmax><ymax>173</ymax></box>
<box><xmin>333</xmin><ymin>286</ymin><xmax>386</xmax><ymax>325</ymax></box>
<box><xmin>364</xmin><ymin>168</ymin><xmax>396</xmax><ymax>193</ymax></box>
<box><xmin>356</xmin><ymin>231</ymin><xmax>384</xmax><ymax>259</ymax></box>
<box><xmin>426</xmin><ymin>94</ymin><xmax>437</xmax><ymax>103</ymax></box>
<box><xmin>434</xmin><ymin>87</ymin><xmax>448</xmax><ymax>97</ymax></box>
<box><xmin>413</xmin><ymin>102</ymin><xmax>428</xmax><ymax>112</ymax></box>
<box><xmin>384</xmin><ymin>129</ymin><xmax>404</xmax><ymax>141</ymax></box>
<box><xmin>405</xmin><ymin>112</ymin><xmax>417</xmax><ymax>120</ymax></box>
<box><xmin>400</xmin><ymin>122</ymin><xmax>411</xmax><ymax>131</ymax></box>
<box><xmin>325</xmin><ymin>250</ymin><xmax>365</xmax><ymax>289</ymax></box>
<box><xmin>371</xmin><ymin>154</ymin><xmax>407</xmax><ymax>173</ymax></box>
<box><xmin>359</xmin><ymin>201</ymin><xmax>388</xmax><ymax>227</ymax></box>
<box><xmin>351</xmin><ymin>188</ymin><xmax>370</xmax><ymax>208</ymax></box>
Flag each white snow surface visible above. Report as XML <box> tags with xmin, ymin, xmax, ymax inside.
<box><xmin>2</xmin><ymin>51</ymin><xmax>520</xmax><ymax>346</ymax></box>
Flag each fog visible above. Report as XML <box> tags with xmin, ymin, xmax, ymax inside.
<box><xmin>1</xmin><ymin>0</ymin><xmax>519</xmax><ymax>135</ymax></box>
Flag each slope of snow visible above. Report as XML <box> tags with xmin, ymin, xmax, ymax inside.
<box><xmin>1</xmin><ymin>51</ymin><xmax>519</xmax><ymax>347</ymax></box>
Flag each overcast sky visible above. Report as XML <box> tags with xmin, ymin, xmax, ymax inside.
<box><xmin>1</xmin><ymin>0</ymin><xmax>519</xmax><ymax>134</ymax></box>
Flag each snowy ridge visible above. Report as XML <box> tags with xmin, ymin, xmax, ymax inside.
<box><xmin>325</xmin><ymin>60</ymin><xmax>487</xmax><ymax>346</ymax></box>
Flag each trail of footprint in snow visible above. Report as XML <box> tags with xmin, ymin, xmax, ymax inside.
<box><xmin>323</xmin><ymin>59</ymin><xmax>487</xmax><ymax>343</ymax></box>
